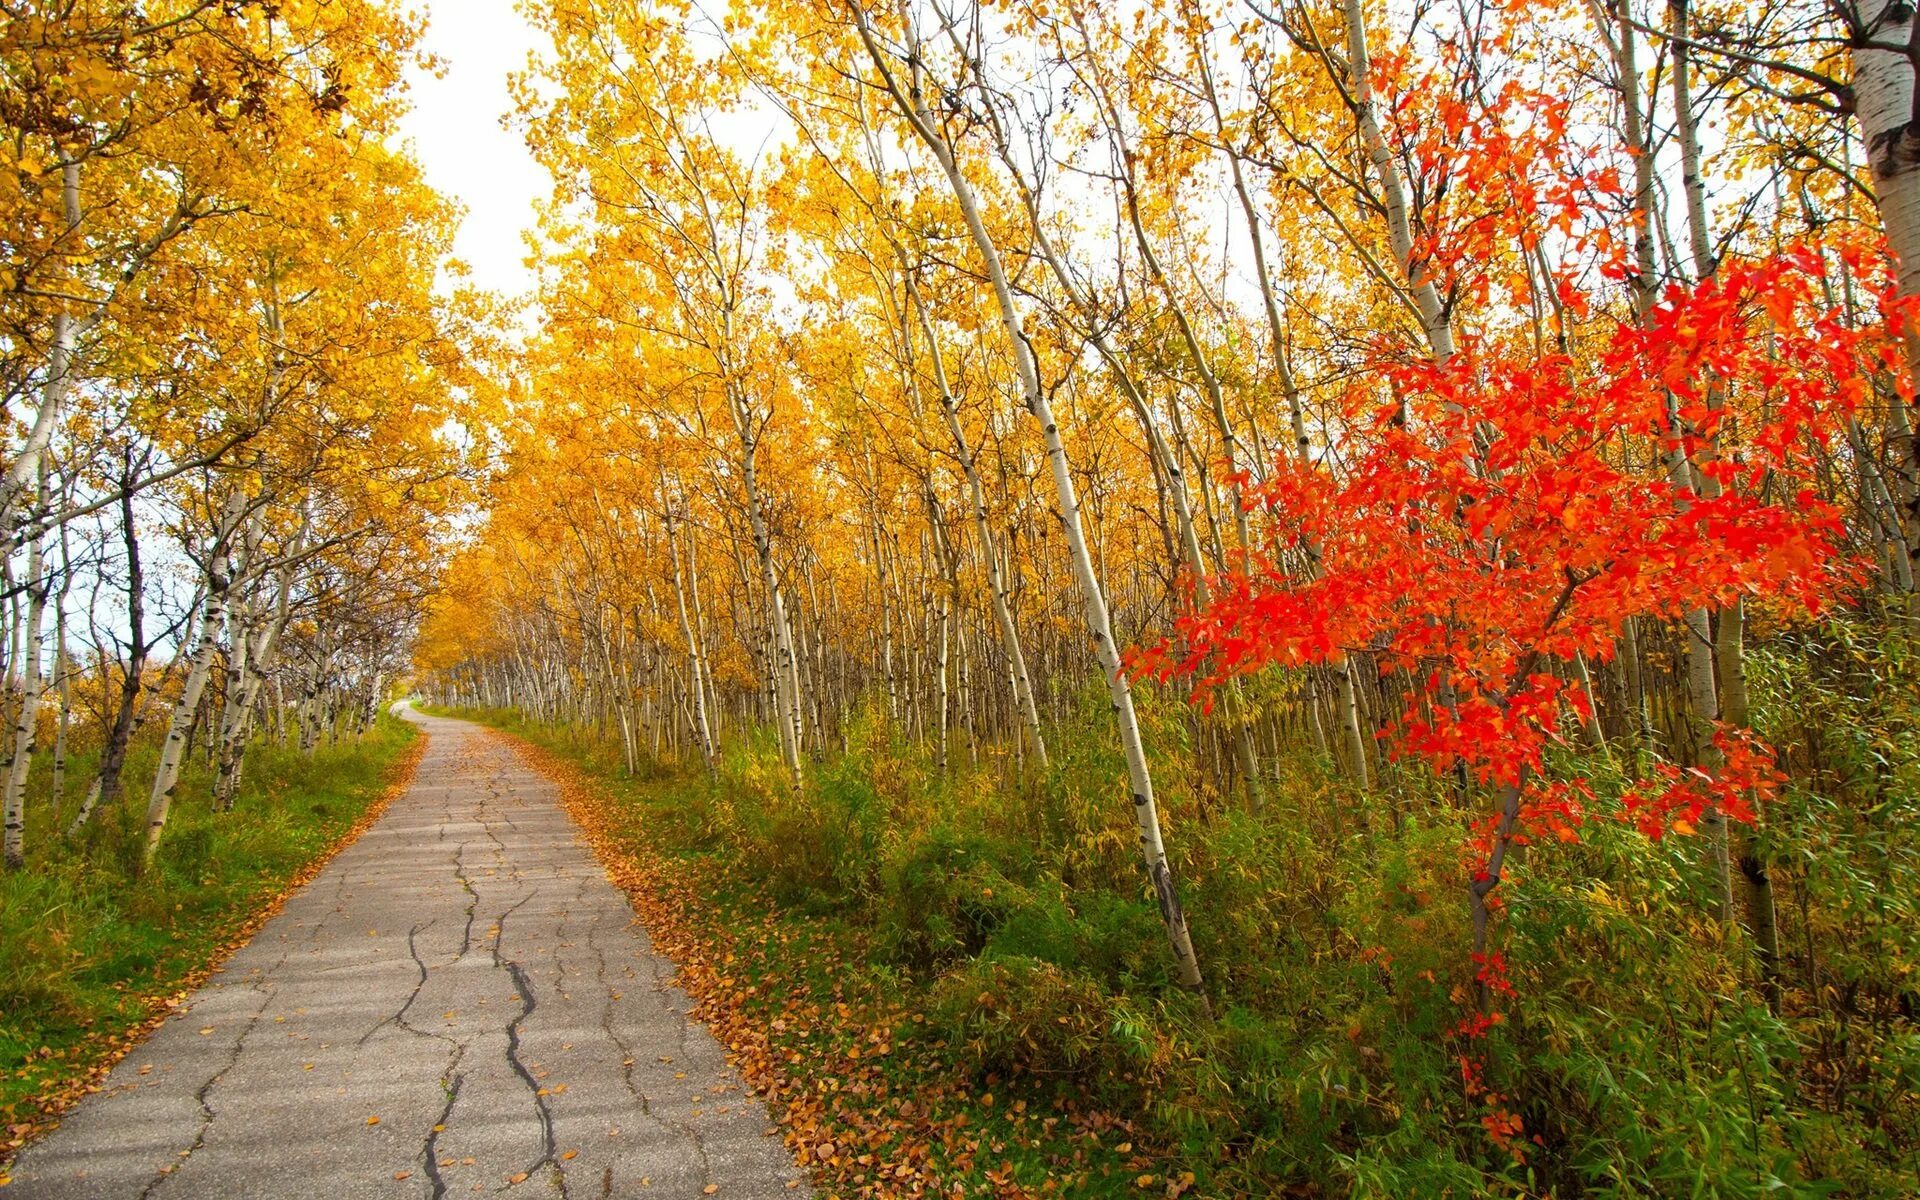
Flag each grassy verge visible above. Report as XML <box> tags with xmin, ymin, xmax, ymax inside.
<box><xmin>0</xmin><ymin>715</ymin><xmax>423</xmax><ymax>1169</ymax></box>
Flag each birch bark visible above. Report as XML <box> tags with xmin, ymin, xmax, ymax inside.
<box><xmin>853</xmin><ymin>0</ymin><xmax>1206</xmax><ymax>997</ymax></box>
<box><xmin>1853</xmin><ymin>0</ymin><xmax>1920</xmax><ymax>611</ymax></box>
<box><xmin>142</xmin><ymin>494</ymin><xmax>247</xmax><ymax>870</ymax></box>
<box><xmin>1</xmin><ymin>531</ymin><xmax>48</xmax><ymax>868</ymax></box>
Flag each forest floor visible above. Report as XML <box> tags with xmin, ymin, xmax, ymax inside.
<box><xmin>2</xmin><ymin>708</ymin><xmax>806</xmax><ymax>1198</ymax></box>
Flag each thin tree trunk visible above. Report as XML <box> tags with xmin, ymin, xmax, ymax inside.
<box><xmin>1</xmin><ymin>529</ymin><xmax>49</xmax><ymax>868</ymax></box>
<box><xmin>727</xmin><ymin>379</ymin><xmax>806</xmax><ymax>787</ymax></box>
<box><xmin>855</xmin><ymin>2</ymin><xmax>1205</xmax><ymax>998</ymax></box>
<box><xmin>906</xmin><ymin>275</ymin><xmax>1050</xmax><ymax>767</ymax></box>
<box><xmin>142</xmin><ymin>495</ymin><xmax>245</xmax><ymax>871</ymax></box>
<box><xmin>71</xmin><ymin>487</ymin><xmax>150</xmax><ymax>836</ymax></box>
<box><xmin>666</xmin><ymin>492</ymin><xmax>718</xmax><ymax>773</ymax></box>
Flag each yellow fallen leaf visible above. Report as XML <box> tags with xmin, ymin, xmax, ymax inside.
<box><xmin>560</xmin><ymin>1149</ymin><xmax>578</xmax><ymax>1161</ymax></box>
<box><xmin>703</xmin><ymin>1187</ymin><xmax>719</xmax><ymax>1196</ymax></box>
<box><xmin>365</xmin><ymin>1116</ymin><xmax>380</xmax><ymax>1126</ymax></box>
<box><xmin>509</xmin><ymin>1171</ymin><xmax>529</xmax><ymax>1184</ymax></box>
<box><xmin>393</xmin><ymin>1171</ymin><xmax>411</xmax><ymax>1181</ymax></box>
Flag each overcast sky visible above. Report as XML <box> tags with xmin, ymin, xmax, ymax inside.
<box><xmin>399</xmin><ymin>0</ymin><xmax>550</xmax><ymax>304</ymax></box>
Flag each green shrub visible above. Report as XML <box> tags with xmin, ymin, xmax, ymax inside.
<box><xmin>876</xmin><ymin>824</ymin><xmax>1036</xmax><ymax>968</ymax></box>
<box><xmin>927</xmin><ymin>954</ymin><xmax>1141</xmax><ymax>1087</ymax></box>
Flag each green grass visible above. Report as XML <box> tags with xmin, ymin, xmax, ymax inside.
<box><xmin>0</xmin><ymin>716</ymin><xmax>418</xmax><ymax>1140</ymax></box>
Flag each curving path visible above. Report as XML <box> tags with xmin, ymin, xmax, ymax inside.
<box><xmin>7</xmin><ymin>708</ymin><xmax>808</xmax><ymax>1199</ymax></box>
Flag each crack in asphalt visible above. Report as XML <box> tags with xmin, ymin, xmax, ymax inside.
<box><xmin>138</xmin><ymin>987</ymin><xmax>273</xmax><ymax>1200</ymax></box>
<box><xmin>421</xmin><ymin>1052</ymin><xmax>465</xmax><ymax>1200</ymax></box>
<box><xmin>359</xmin><ymin>920</ymin><xmax>443</xmax><ymax>1046</ymax></box>
<box><xmin>455</xmin><ymin>837</ymin><xmax>481</xmax><ymax>958</ymax></box>
<box><xmin>492</xmin><ymin>892</ymin><xmax>564</xmax><ymax>1195</ymax></box>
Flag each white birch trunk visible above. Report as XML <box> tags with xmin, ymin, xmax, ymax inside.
<box><xmin>1</xmin><ymin>532</ymin><xmax>48</xmax><ymax>868</ymax></box>
<box><xmin>728</xmin><ymin>380</ymin><xmax>806</xmax><ymax>787</ymax></box>
<box><xmin>2</xmin><ymin>159</ymin><xmax>84</xmax><ymax>543</ymax></box>
<box><xmin>1342</xmin><ymin>0</ymin><xmax>1454</xmax><ymax>362</ymax></box>
<box><xmin>908</xmin><ymin>278</ymin><xmax>1050</xmax><ymax>767</ymax></box>
<box><xmin>142</xmin><ymin>589</ymin><xmax>227</xmax><ymax>870</ymax></box>
<box><xmin>856</xmin><ymin>3</ymin><xmax>1205</xmax><ymax>996</ymax></box>
<box><xmin>143</xmin><ymin>495</ymin><xmax>246</xmax><ymax>869</ymax></box>
<box><xmin>1855</xmin><ymin>0</ymin><xmax>1920</xmax><ymax>607</ymax></box>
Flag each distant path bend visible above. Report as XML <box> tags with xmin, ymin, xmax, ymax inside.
<box><xmin>9</xmin><ymin>707</ymin><xmax>808</xmax><ymax>1200</ymax></box>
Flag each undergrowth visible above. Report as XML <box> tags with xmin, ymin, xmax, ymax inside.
<box><xmin>442</xmin><ymin>613</ymin><xmax>1920</xmax><ymax>1198</ymax></box>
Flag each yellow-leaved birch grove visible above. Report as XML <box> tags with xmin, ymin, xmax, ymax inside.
<box><xmin>418</xmin><ymin>0</ymin><xmax>1915</xmax><ymax>989</ymax></box>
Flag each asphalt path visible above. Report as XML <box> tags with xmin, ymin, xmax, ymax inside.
<box><xmin>7</xmin><ymin>708</ymin><xmax>808</xmax><ymax>1199</ymax></box>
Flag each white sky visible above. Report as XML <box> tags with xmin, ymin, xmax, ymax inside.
<box><xmin>399</xmin><ymin>0</ymin><xmax>552</xmax><ymax>303</ymax></box>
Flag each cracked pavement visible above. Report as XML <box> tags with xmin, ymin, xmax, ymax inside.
<box><xmin>7</xmin><ymin>709</ymin><xmax>811</xmax><ymax>1199</ymax></box>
